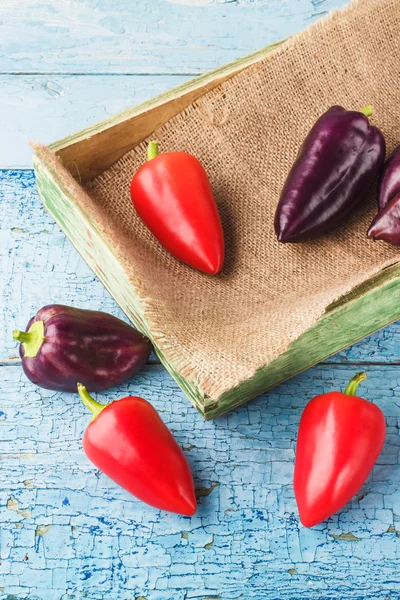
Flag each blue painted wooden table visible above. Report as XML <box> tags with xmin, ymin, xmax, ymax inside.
<box><xmin>1</xmin><ymin>2</ymin><xmax>400</xmax><ymax>599</ymax></box>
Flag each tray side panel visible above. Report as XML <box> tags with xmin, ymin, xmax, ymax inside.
<box><xmin>206</xmin><ymin>268</ymin><xmax>400</xmax><ymax>418</ymax></box>
<box><xmin>33</xmin><ymin>155</ymin><xmax>207</xmax><ymax>413</ymax></box>
<box><xmin>35</xmin><ymin>152</ymin><xmax>400</xmax><ymax>420</ymax></box>
<box><xmin>50</xmin><ymin>40</ymin><xmax>285</xmax><ymax>182</ymax></box>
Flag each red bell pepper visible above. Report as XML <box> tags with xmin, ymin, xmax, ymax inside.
<box><xmin>130</xmin><ymin>141</ymin><xmax>225</xmax><ymax>274</ymax></box>
<box><xmin>294</xmin><ymin>373</ymin><xmax>386</xmax><ymax>528</ymax></box>
<box><xmin>77</xmin><ymin>384</ymin><xmax>197</xmax><ymax>516</ymax></box>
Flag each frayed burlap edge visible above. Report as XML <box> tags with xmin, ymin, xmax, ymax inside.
<box><xmin>32</xmin><ymin>0</ymin><xmax>400</xmax><ymax>402</ymax></box>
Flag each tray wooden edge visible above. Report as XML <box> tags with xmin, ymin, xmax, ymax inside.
<box><xmin>33</xmin><ymin>153</ymin><xmax>208</xmax><ymax>413</ymax></box>
<box><xmin>34</xmin><ymin>149</ymin><xmax>400</xmax><ymax>420</ymax></box>
<box><xmin>35</xmin><ymin>23</ymin><xmax>400</xmax><ymax>419</ymax></box>
<box><xmin>48</xmin><ymin>38</ymin><xmax>287</xmax><ymax>182</ymax></box>
<box><xmin>208</xmin><ymin>266</ymin><xmax>400</xmax><ymax>419</ymax></box>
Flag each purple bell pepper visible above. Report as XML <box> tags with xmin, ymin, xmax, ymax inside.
<box><xmin>367</xmin><ymin>193</ymin><xmax>400</xmax><ymax>245</ymax></box>
<box><xmin>377</xmin><ymin>146</ymin><xmax>400</xmax><ymax>211</ymax></box>
<box><xmin>13</xmin><ymin>305</ymin><xmax>152</xmax><ymax>392</ymax></box>
<box><xmin>274</xmin><ymin>105</ymin><xmax>386</xmax><ymax>243</ymax></box>
<box><xmin>367</xmin><ymin>146</ymin><xmax>400</xmax><ymax>246</ymax></box>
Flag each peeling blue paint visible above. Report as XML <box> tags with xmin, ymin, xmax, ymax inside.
<box><xmin>34</xmin><ymin>534</ymin><xmax>43</xmax><ymax>554</ymax></box>
<box><xmin>1</xmin><ymin>362</ymin><xmax>400</xmax><ymax>599</ymax></box>
<box><xmin>2</xmin><ymin>0</ymin><xmax>400</xmax><ymax>596</ymax></box>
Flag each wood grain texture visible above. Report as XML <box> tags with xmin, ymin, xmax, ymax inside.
<box><xmin>1</xmin><ymin>364</ymin><xmax>400</xmax><ymax>600</ymax></box>
<box><xmin>0</xmin><ymin>0</ymin><xmax>348</xmax><ymax>170</ymax></box>
<box><xmin>53</xmin><ymin>39</ymin><xmax>285</xmax><ymax>181</ymax></box>
<box><xmin>0</xmin><ymin>0</ymin><xmax>349</xmax><ymax>75</ymax></box>
<box><xmin>0</xmin><ymin>75</ymin><xmax>187</xmax><ymax>169</ymax></box>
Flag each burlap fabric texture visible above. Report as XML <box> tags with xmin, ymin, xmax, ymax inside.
<box><xmin>84</xmin><ymin>0</ymin><xmax>400</xmax><ymax>402</ymax></box>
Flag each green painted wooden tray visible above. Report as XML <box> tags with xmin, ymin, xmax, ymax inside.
<box><xmin>33</xmin><ymin>38</ymin><xmax>400</xmax><ymax>419</ymax></box>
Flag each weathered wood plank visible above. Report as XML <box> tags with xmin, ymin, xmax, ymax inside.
<box><xmin>0</xmin><ymin>75</ymin><xmax>187</xmax><ymax>169</ymax></box>
<box><xmin>0</xmin><ymin>0</ymin><xmax>349</xmax><ymax>75</ymax></box>
<box><xmin>2</xmin><ymin>169</ymin><xmax>399</xmax><ymax>366</ymax></box>
<box><xmin>51</xmin><ymin>40</ymin><xmax>286</xmax><ymax>181</ymax></box>
<box><xmin>0</xmin><ymin>169</ymin><xmax>129</xmax><ymax>363</ymax></box>
<box><xmin>1</xmin><ymin>364</ymin><xmax>399</xmax><ymax>599</ymax></box>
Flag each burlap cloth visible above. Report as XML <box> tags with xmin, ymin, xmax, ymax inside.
<box><xmin>86</xmin><ymin>0</ymin><xmax>400</xmax><ymax>401</ymax></box>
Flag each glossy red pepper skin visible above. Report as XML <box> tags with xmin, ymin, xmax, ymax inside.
<box><xmin>274</xmin><ymin>106</ymin><xmax>385</xmax><ymax>242</ymax></box>
<box><xmin>78</xmin><ymin>385</ymin><xmax>197</xmax><ymax>516</ymax></box>
<box><xmin>294</xmin><ymin>373</ymin><xmax>386</xmax><ymax>528</ymax></box>
<box><xmin>130</xmin><ymin>142</ymin><xmax>224</xmax><ymax>274</ymax></box>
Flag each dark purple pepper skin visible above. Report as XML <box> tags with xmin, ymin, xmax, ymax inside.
<box><xmin>15</xmin><ymin>305</ymin><xmax>152</xmax><ymax>392</ymax></box>
<box><xmin>367</xmin><ymin>192</ymin><xmax>400</xmax><ymax>245</ymax></box>
<box><xmin>274</xmin><ymin>106</ymin><xmax>386</xmax><ymax>243</ymax></box>
<box><xmin>377</xmin><ymin>146</ymin><xmax>400</xmax><ymax>211</ymax></box>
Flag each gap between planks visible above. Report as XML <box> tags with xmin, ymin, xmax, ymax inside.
<box><xmin>1</xmin><ymin>359</ymin><xmax>400</xmax><ymax>367</ymax></box>
<box><xmin>0</xmin><ymin>72</ymin><xmax>200</xmax><ymax>77</ymax></box>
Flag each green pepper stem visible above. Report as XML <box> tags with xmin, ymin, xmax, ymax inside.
<box><xmin>13</xmin><ymin>330</ymin><xmax>30</xmax><ymax>343</ymax></box>
<box><xmin>344</xmin><ymin>372</ymin><xmax>367</xmax><ymax>396</ymax></box>
<box><xmin>147</xmin><ymin>140</ymin><xmax>159</xmax><ymax>161</ymax></box>
<box><xmin>359</xmin><ymin>105</ymin><xmax>373</xmax><ymax>118</ymax></box>
<box><xmin>77</xmin><ymin>383</ymin><xmax>106</xmax><ymax>421</ymax></box>
<box><xmin>12</xmin><ymin>320</ymin><xmax>45</xmax><ymax>358</ymax></box>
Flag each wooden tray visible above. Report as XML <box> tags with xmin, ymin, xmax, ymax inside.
<box><xmin>33</xmin><ymin>39</ymin><xmax>400</xmax><ymax>419</ymax></box>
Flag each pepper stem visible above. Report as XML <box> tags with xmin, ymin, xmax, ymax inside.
<box><xmin>344</xmin><ymin>372</ymin><xmax>367</xmax><ymax>396</ymax></box>
<box><xmin>147</xmin><ymin>141</ymin><xmax>159</xmax><ymax>161</ymax></box>
<box><xmin>12</xmin><ymin>320</ymin><xmax>45</xmax><ymax>358</ymax></box>
<box><xmin>13</xmin><ymin>330</ymin><xmax>30</xmax><ymax>343</ymax></box>
<box><xmin>77</xmin><ymin>383</ymin><xmax>106</xmax><ymax>421</ymax></box>
<box><xmin>359</xmin><ymin>105</ymin><xmax>373</xmax><ymax>118</ymax></box>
